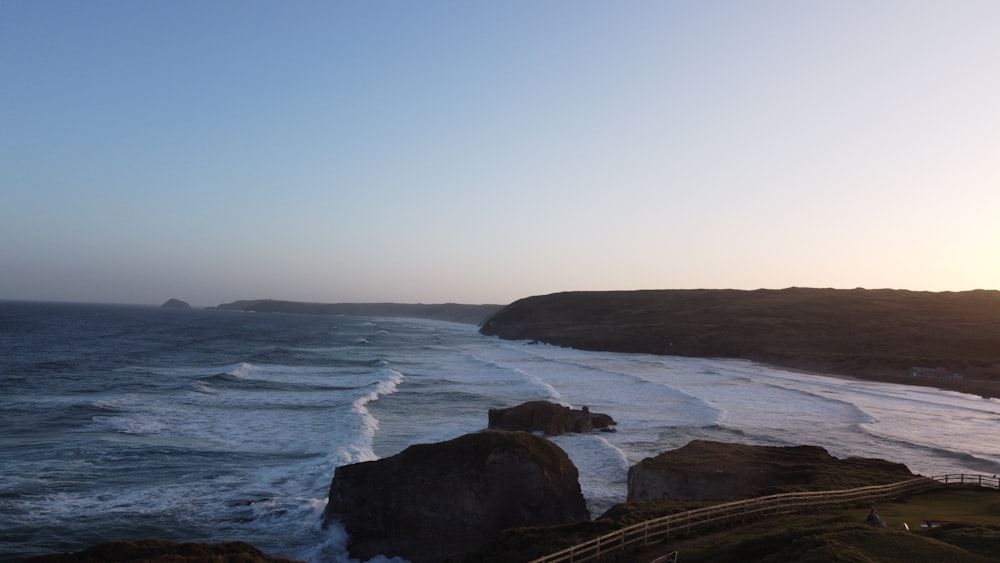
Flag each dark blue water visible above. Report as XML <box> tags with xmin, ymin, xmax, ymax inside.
<box><xmin>3</xmin><ymin>301</ymin><xmax>998</xmax><ymax>562</ymax></box>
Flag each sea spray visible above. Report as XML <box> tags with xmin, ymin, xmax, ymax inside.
<box><xmin>2</xmin><ymin>303</ymin><xmax>999</xmax><ymax>562</ymax></box>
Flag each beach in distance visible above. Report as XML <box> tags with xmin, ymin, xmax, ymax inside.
<box><xmin>216</xmin><ymin>288</ymin><xmax>1000</xmax><ymax>397</ymax></box>
<box><xmin>480</xmin><ymin>287</ymin><xmax>1000</xmax><ymax>398</ymax></box>
<box><xmin>3</xmin><ymin>291</ymin><xmax>999</xmax><ymax>562</ymax></box>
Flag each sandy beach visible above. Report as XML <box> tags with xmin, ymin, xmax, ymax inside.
<box><xmin>763</xmin><ymin>358</ymin><xmax>1000</xmax><ymax>399</ymax></box>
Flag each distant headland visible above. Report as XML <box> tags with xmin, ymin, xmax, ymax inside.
<box><xmin>211</xmin><ymin>288</ymin><xmax>1000</xmax><ymax>396</ymax></box>
<box><xmin>214</xmin><ymin>299</ymin><xmax>503</xmax><ymax>326</ymax></box>
<box><xmin>479</xmin><ymin>287</ymin><xmax>1000</xmax><ymax>397</ymax></box>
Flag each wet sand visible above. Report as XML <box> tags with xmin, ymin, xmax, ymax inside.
<box><xmin>762</xmin><ymin>358</ymin><xmax>1000</xmax><ymax>399</ymax></box>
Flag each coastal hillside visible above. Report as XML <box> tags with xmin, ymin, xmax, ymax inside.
<box><xmin>479</xmin><ymin>288</ymin><xmax>1000</xmax><ymax>394</ymax></box>
<box><xmin>216</xmin><ymin>299</ymin><xmax>503</xmax><ymax>325</ymax></box>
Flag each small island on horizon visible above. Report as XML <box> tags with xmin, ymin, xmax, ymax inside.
<box><xmin>160</xmin><ymin>298</ymin><xmax>191</xmax><ymax>309</ymax></box>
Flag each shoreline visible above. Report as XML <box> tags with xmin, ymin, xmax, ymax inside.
<box><xmin>479</xmin><ymin>288</ymin><xmax>1000</xmax><ymax>400</ymax></box>
<box><xmin>759</xmin><ymin>358</ymin><xmax>1000</xmax><ymax>399</ymax></box>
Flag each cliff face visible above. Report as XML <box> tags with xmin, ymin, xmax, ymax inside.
<box><xmin>627</xmin><ymin>440</ymin><xmax>915</xmax><ymax>502</ymax></box>
<box><xmin>488</xmin><ymin>400</ymin><xmax>616</xmax><ymax>435</ymax></box>
<box><xmin>324</xmin><ymin>430</ymin><xmax>589</xmax><ymax>563</ymax></box>
<box><xmin>479</xmin><ymin>288</ymin><xmax>1000</xmax><ymax>386</ymax></box>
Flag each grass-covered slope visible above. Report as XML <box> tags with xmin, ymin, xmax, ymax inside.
<box><xmin>458</xmin><ymin>485</ymin><xmax>1000</xmax><ymax>563</ymax></box>
<box><xmin>480</xmin><ymin>288</ymin><xmax>1000</xmax><ymax>395</ymax></box>
<box><xmin>672</xmin><ymin>488</ymin><xmax>1000</xmax><ymax>563</ymax></box>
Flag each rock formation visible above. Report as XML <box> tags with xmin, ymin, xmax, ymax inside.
<box><xmin>323</xmin><ymin>430</ymin><xmax>589</xmax><ymax>562</ymax></box>
<box><xmin>628</xmin><ymin>440</ymin><xmax>915</xmax><ymax>501</ymax></box>
<box><xmin>488</xmin><ymin>400</ymin><xmax>616</xmax><ymax>435</ymax></box>
<box><xmin>21</xmin><ymin>539</ymin><xmax>300</xmax><ymax>562</ymax></box>
<box><xmin>160</xmin><ymin>298</ymin><xmax>191</xmax><ymax>309</ymax></box>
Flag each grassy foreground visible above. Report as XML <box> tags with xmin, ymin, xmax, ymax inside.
<box><xmin>459</xmin><ymin>486</ymin><xmax>1000</xmax><ymax>563</ymax></box>
<box><xmin>22</xmin><ymin>488</ymin><xmax>1000</xmax><ymax>562</ymax></box>
<box><xmin>640</xmin><ymin>487</ymin><xmax>1000</xmax><ymax>563</ymax></box>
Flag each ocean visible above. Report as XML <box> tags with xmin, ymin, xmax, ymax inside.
<box><xmin>2</xmin><ymin>301</ymin><xmax>998</xmax><ymax>562</ymax></box>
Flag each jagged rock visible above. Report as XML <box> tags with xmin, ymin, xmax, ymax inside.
<box><xmin>488</xmin><ymin>400</ymin><xmax>616</xmax><ymax>435</ymax></box>
<box><xmin>21</xmin><ymin>539</ymin><xmax>300</xmax><ymax>562</ymax></box>
<box><xmin>160</xmin><ymin>298</ymin><xmax>191</xmax><ymax>309</ymax></box>
<box><xmin>323</xmin><ymin>430</ymin><xmax>589</xmax><ymax>563</ymax></box>
<box><xmin>627</xmin><ymin>440</ymin><xmax>915</xmax><ymax>502</ymax></box>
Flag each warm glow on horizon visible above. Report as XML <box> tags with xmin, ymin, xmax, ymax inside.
<box><xmin>2</xmin><ymin>1</ymin><xmax>998</xmax><ymax>306</ymax></box>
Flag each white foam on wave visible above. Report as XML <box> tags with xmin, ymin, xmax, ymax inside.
<box><xmin>466</xmin><ymin>352</ymin><xmax>564</xmax><ymax>402</ymax></box>
<box><xmin>550</xmin><ymin>433</ymin><xmax>631</xmax><ymax>518</ymax></box>
<box><xmin>21</xmin><ymin>479</ymin><xmax>371</xmax><ymax>563</ymax></box>
<box><xmin>329</xmin><ymin>368</ymin><xmax>405</xmax><ymax>467</ymax></box>
<box><xmin>303</xmin><ymin>520</ymin><xmax>409</xmax><ymax>563</ymax></box>
<box><xmin>226</xmin><ymin>362</ymin><xmax>255</xmax><ymax>379</ymax></box>
<box><xmin>514</xmin><ymin>367</ymin><xmax>563</xmax><ymax>402</ymax></box>
<box><xmin>89</xmin><ymin>394</ymin><xmax>170</xmax><ymax>436</ymax></box>
<box><xmin>22</xmin><ymin>310</ymin><xmax>1000</xmax><ymax>563</ymax></box>
<box><xmin>359</xmin><ymin>369</ymin><xmax>405</xmax><ymax>407</ymax></box>
<box><xmin>21</xmin><ymin>478</ymin><xmax>230</xmax><ymax>524</ymax></box>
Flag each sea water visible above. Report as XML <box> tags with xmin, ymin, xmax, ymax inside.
<box><xmin>2</xmin><ymin>302</ymin><xmax>998</xmax><ymax>562</ymax></box>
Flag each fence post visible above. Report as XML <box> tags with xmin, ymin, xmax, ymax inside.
<box><xmin>527</xmin><ymin>474</ymin><xmax>996</xmax><ymax>563</ymax></box>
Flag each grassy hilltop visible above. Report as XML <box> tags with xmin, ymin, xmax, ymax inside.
<box><xmin>480</xmin><ymin>287</ymin><xmax>1000</xmax><ymax>396</ymax></box>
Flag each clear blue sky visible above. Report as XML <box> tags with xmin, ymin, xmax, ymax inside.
<box><xmin>3</xmin><ymin>1</ymin><xmax>998</xmax><ymax>306</ymax></box>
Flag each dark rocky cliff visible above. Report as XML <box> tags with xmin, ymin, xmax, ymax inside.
<box><xmin>479</xmin><ymin>288</ymin><xmax>1000</xmax><ymax>393</ymax></box>
<box><xmin>488</xmin><ymin>400</ymin><xmax>616</xmax><ymax>435</ymax></box>
<box><xmin>323</xmin><ymin>430</ymin><xmax>589</xmax><ymax>562</ymax></box>
<box><xmin>627</xmin><ymin>440</ymin><xmax>915</xmax><ymax>502</ymax></box>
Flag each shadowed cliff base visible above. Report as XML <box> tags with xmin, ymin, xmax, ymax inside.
<box><xmin>324</xmin><ymin>430</ymin><xmax>588</xmax><ymax>562</ymax></box>
<box><xmin>480</xmin><ymin>288</ymin><xmax>1000</xmax><ymax>397</ymax></box>
<box><xmin>21</xmin><ymin>539</ymin><xmax>302</xmax><ymax>562</ymax></box>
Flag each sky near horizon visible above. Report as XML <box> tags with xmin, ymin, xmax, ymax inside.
<box><xmin>2</xmin><ymin>1</ymin><xmax>998</xmax><ymax>306</ymax></box>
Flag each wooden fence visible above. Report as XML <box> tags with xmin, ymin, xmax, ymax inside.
<box><xmin>528</xmin><ymin>473</ymin><xmax>998</xmax><ymax>563</ymax></box>
<box><xmin>932</xmin><ymin>473</ymin><xmax>999</xmax><ymax>489</ymax></box>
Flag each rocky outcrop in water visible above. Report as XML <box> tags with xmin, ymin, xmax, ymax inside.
<box><xmin>488</xmin><ymin>400</ymin><xmax>616</xmax><ymax>435</ymax></box>
<box><xmin>160</xmin><ymin>298</ymin><xmax>191</xmax><ymax>309</ymax></box>
<box><xmin>323</xmin><ymin>430</ymin><xmax>589</xmax><ymax>562</ymax></box>
<box><xmin>627</xmin><ymin>440</ymin><xmax>915</xmax><ymax>502</ymax></box>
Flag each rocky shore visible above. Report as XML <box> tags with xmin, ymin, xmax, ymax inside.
<box><xmin>26</xmin><ymin>287</ymin><xmax>1000</xmax><ymax>561</ymax></box>
<box><xmin>24</xmin><ymin>421</ymin><xmax>987</xmax><ymax>563</ymax></box>
<box><xmin>324</xmin><ymin>429</ymin><xmax>589</xmax><ymax>562</ymax></box>
<box><xmin>480</xmin><ymin>287</ymin><xmax>1000</xmax><ymax>397</ymax></box>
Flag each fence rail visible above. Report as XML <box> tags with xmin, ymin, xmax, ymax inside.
<box><xmin>528</xmin><ymin>473</ymin><xmax>998</xmax><ymax>563</ymax></box>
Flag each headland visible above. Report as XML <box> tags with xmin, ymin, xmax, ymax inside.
<box><xmin>480</xmin><ymin>287</ymin><xmax>1000</xmax><ymax>398</ymax></box>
